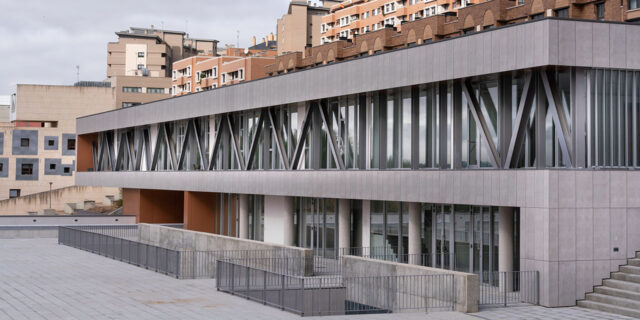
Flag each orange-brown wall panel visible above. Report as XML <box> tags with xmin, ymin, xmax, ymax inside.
<box><xmin>77</xmin><ymin>133</ymin><xmax>98</xmax><ymax>172</ymax></box>
<box><xmin>183</xmin><ymin>191</ymin><xmax>216</xmax><ymax>233</ymax></box>
<box><xmin>123</xmin><ymin>188</ymin><xmax>183</xmax><ymax>224</ymax></box>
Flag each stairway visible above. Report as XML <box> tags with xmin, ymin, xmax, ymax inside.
<box><xmin>578</xmin><ymin>252</ymin><xmax>640</xmax><ymax>318</ymax></box>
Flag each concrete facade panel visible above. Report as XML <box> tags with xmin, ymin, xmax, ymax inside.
<box><xmin>610</xmin><ymin>208</ymin><xmax>627</xmax><ymax>261</ymax></box>
<box><xmin>575</xmin><ymin>22</ymin><xmax>593</xmax><ymax>67</ymax></box>
<box><xmin>558</xmin><ymin>261</ymin><xmax>576</xmax><ymax>306</ymax></box>
<box><xmin>15</xmin><ymin>158</ymin><xmax>39</xmax><ymax>181</ymax></box>
<box><xmin>558</xmin><ymin>208</ymin><xmax>576</xmax><ymax>261</ymax></box>
<box><xmin>627</xmin><ymin>25</ymin><xmax>640</xmax><ymax>68</ymax></box>
<box><xmin>592</xmin><ymin>208</ymin><xmax>611</xmax><ymax>260</ymax></box>
<box><xmin>591</xmin><ymin>23</ymin><xmax>610</xmax><ymax>68</ymax></box>
<box><xmin>575</xmin><ymin>208</ymin><xmax>594</xmax><ymax>260</ymax></box>
<box><xmin>609</xmin><ymin>24</ymin><xmax>627</xmax><ymax>69</ymax></box>
<box><xmin>12</xmin><ymin>130</ymin><xmax>38</xmax><ymax>156</ymax></box>
<box><xmin>557</xmin><ymin>20</ymin><xmax>576</xmax><ymax>66</ymax></box>
<box><xmin>44</xmin><ymin>158</ymin><xmax>61</xmax><ymax>175</ymax></box>
<box><xmin>43</xmin><ymin>136</ymin><xmax>59</xmax><ymax>150</ymax></box>
<box><xmin>0</xmin><ymin>158</ymin><xmax>7</xmax><ymax>178</ymax></box>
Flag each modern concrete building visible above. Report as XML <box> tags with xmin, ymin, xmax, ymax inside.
<box><xmin>276</xmin><ymin>1</ymin><xmax>336</xmax><ymax>55</ymax></box>
<box><xmin>75</xmin><ymin>18</ymin><xmax>640</xmax><ymax>315</ymax></box>
<box><xmin>0</xmin><ymin>83</ymin><xmax>120</xmax><ymax>207</ymax></box>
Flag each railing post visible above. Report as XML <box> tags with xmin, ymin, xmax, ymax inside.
<box><xmin>246</xmin><ymin>265</ymin><xmax>250</xmax><ymax>299</ymax></box>
<box><xmin>177</xmin><ymin>251</ymin><xmax>181</xmax><ymax>279</ymax></box>
<box><xmin>301</xmin><ymin>277</ymin><xmax>305</xmax><ymax>316</ymax></box>
<box><xmin>263</xmin><ymin>269</ymin><xmax>267</xmax><ymax>305</ymax></box>
<box><xmin>503</xmin><ymin>272</ymin><xmax>507</xmax><ymax>307</ymax></box>
<box><xmin>281</xmin><ymin>274</ymin><xmax>285</xmax><ymax>310</ymax></box>
<box><xmin>231</xmin><ymin>263</ymin><xmax>235</xmax><ymax>294</ymax></box>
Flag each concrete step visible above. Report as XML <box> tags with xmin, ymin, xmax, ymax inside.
<box><xmin>621</xmin><ymin>265</ymin><xmax>640</xmax><ymax>275</ymax></box>
<box><xmin>586</xmin><ymin>293</ymin><xmax>640</xmax><ymax>309</ymax></box>
<box><xmin>603</xmin><ymin>279</ymin><xmax>640</xmax><ymax>293</ymax></box>
<box><xmin>629</xmin><ymin>259</ymin><xmax>640</xmax><ymax>267</ymax></box>
<box><xmin>612</xmin><ymin>272</ymin><xmax>640</xmax><ymax>284</ymax></box>
<box><xmin>595</xmin><ymin>286</ymin><xmax>640</xmax><ymax>300</ymax></box>
<box><xmin>578</xmin><ymin>300</ymin><xmax>640</xmax><ymax>318</ymax></box>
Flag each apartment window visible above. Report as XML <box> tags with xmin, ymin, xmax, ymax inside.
<box><xmin>122</xmin><ymin>87</ymin><xmax>142</xmax><ymax>93</ymax></box>
<box><xmin>222</xmin><ymin>73</ymin><xmax>227</xmax><ymax>84</ymax></box>
<box><xmin>463</xmin><ymin>27</ymin><xmax>475</xmax><ymax>34</ymax></box>
<box><xmin>67</xmin><ymin>139</ymin><xmax>76</xmax><ymax>150</ymax></box>
<box><xmin>137</xmin><ymin>64</ymin><xmax>144</xmax><ymax>70</ymax></box>
<box><xmin>384</xmin><ymin>17</ymin><xmax>396</xmax><ymax>27</ymax></box>
<box><xmin>555</xmin><ymin>7</ymin><xmax>569</xmax><ymax>18</ymax></box>
<box><xmin>9</xmin><ymin>189</ymin><xmax>20</xmax><ymax>199</ymax></box>
<box><xmin>211</xmin><ymin>84</ymin><xmax>217</xmax><ymax>89</ymax></box>
<box><xmin>187</xmin><ymin>66</ymin><xmax>192</xmax><ymax>76</ymax></box>
<box><xmin>47</xmin><ymin>140</ymin><xmax>55</xmax><ymax>146</ymax></box>
<box><xmin>631</xmin><ymin>0</ymin><xmax>639</xmax><ymax>9</ymax></box>
<box><xmin>63</xmin><ymin>167</ymin><xmax>70</xmax><ymax>173</ymax></box>
<box><xmin>21</xmin><ymin>163</ymin><xmax>33</xmax><ymax>175</ymax></box>
<box><xmin>517</xmin><ymin>0</ymin><xmax>524</xmax><ymax>4</ymax></box>
<box><xmin>186</xmin><ymin>82</ymin><xmax>191</xmax><ymax>91</ymax></box>
<box><xmin>49</xmin><ymin>163</ymin><xmax>56</xmax><ymax>170</ymax></box>
<box><xmin>137</xmin><ymin>52</ymin><xmax>145</xmax><ymax>57</ymax></box>
<box><xmin>339</xmin><ymin>30</ymin><xmax>350</xmax><ymax>39</ymax></box>
<box><xmin>172</xmin><ymin>70</ymin><xmax>177</xmax><ymax>80</ymax></box>
<box><xmin>384</xmin><ymin>2</ymin><xmax>397</xmax><ymax>14</ymax></box>
<box><xmin>531</xmin><ymin>13</ymin><xmax>544</xmax><ymax>20</ymax></box>
<box><xmin>0</xmin><ymin>163</ymin><xmax>3</xmax><ymax>171</ymax></box>
<box><xmin>339</xmin><ymin>16</ymin><xmax>350</xmax><ymax>27</ymax></box>
<box><xmin>212</xmin><ymin>67</ymin><xmax>218</xmax><ymax>78</ymax></box>
<box><xmin>146</xmin><ymin>87</ymin><xmax>165</xmax><ymax>94</ymax></box>
<box><xmin>196</xmin><ymin>87</ymin><xmax>201</xmax><ymax>92</ymax></box>
<box><xmin>172</xmin><ymin>86</ymin><xmax>177</xmax><ymax>96</ymax></box>
<box><xmin>596</xmin><ymin>2</ymin><xmax>605</xmax><ymax>20</ymax></box>
<box><xmin>321</xmin><ymin>23</ymin><xmax>327</xmax><ymax>33</ymax></box>
<box><xmin>20</xmin><ymin>138</ymin><xmax>29</xmax><ymax>147</ymax></box>
<box><xmin>122</xmin><ymin>102</ymin><xmax>141</xmax><ymax>108</ymax></box>
<box><xmin>362</xmin><ymin>11</ymin><xmax>369</xmax><ymax>19</ymax></box>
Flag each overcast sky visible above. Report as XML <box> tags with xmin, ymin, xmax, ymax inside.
<box><xmin>0</xmin><ymin>0</ymin><xmax>317</xmax><ymax>95</ymax></box>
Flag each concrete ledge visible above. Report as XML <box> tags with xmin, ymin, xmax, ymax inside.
<box><xmin>342</xmin><ymin>255</ymin><xmax>479</xmax><ymax>313</ymax></box>
<box><xmin>139</xmin><ymin>224</ymin><xmax>314</xmax><ymax>276</ymax></box>
<box><xmin>0</xmin><ymin>226</ymin><xmax>59</xmax><ymax>239</ymax></box>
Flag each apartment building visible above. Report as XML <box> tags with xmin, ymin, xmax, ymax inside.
<box><xmin>270</xmin><ymin>0</ymin><xmax>640</xmax><ymax>74</ymax></box>
<box><xmin>75</xmin><ymin>17</ymin><xmax>640</xmax><ymax>314</ymax></box>
<box><xmin>320</xmin><ymin>0</ymin><xmax>468</xmax><ymax>43</ymax></box>
<box><xmin>0</xmin><ymin>96</ymin><xmax>9</xmax><ymax>123</ymax></box>
<box><xmin>107</xmin><ymin>27</ymin><xmax>218</xmax><ymax>107</ymax></box>
<box><xmin>0</xmin><ymin>83</ymin><xmax>119</xmax><ymax>204</ymax></box>
<box><xmin>172</xmin><ymin>43</ymin><xmax>277</xmax><ymax>96</ymax></box>
<box><xmin>277</xmin><ymin>1</ymin><xmax>339</xmax><ymax>55</ymax></box>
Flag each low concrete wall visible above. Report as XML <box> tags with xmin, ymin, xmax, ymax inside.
<box><xmin>0</xmin><ymin>215</ymin><xmax>136</xmax><ymax>238</ymax></box>
<box><xmin>0</xmin><ymin>215</ymin><xmax>135</xmax><ymax>226</ymax></box>
<box><xmin>342</xmin><ymin>256</ymin><xmax>479</xmax><ymax>313</ymax></box>
<box><xmin>0</xmin><ymin>226</ymin><xmax>59</xmax><ymax>239</ymax></box>
<box><xmin>139</xmin><ymin>224</ymin><xmax>314</xmax><ymax>276</ymax></box>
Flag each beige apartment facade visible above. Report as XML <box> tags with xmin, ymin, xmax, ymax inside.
<box><xmin>107</xmin><ymin>27</ymin><xmax>218</xmax><ymax>107</ymax></box>
<box><xmin>0</xmin><ymin>84</ymin><xmax>119</xmax><ymax>204</ymax></box>
<box><xmin>277</xmin><ymin>1</ymin><xmax>338</xmax><ymax>55</ymax></box>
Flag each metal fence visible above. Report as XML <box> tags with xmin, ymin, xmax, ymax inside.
<box><xmin>216</xmin><ymin>259</ymin><xmax>456</xmax><ymax>316</ymax></box>
<box><xmin>58</xmin><ymin>226</ymin><xmax>181</xmax><ymax>277</ymax></box>
<box><xmin>479</xmin><ymin>271</ymin><xmax>539</xmax><ymax>307</ymax></box>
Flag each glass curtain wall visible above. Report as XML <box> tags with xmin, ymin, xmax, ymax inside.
<box><xmin>422</xmin><ymin>204</ymin><xmax>507</xmax><ymax>280</ymax></box>
<box><xmin>369</xmin><ymin>201</ymin><xmax>409</xmax><ymax>261</ymax></box>
<box><xmin>248</xmin><ymin>195</ymin><xmax>264</xmax><ymax>241</ymax></box>
<box><xmin>297</xmin><ymin>197</ymin><xmax>338</xmax><ymax>257</ymax></box>
<box><xmin>214</xmin><ymin>193</ymin><xmax>238</xmax><ymax>237</ymax></box>
<box><xmin>589</xmin><ymin>69</ymin><xmax>640</xmax><ymax>168</ymax></box>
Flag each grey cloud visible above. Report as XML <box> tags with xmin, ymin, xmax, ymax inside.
<box><xmin>0</xmin><ymin>0</ymin><xmax>306</xmax><ymax>94</ymax></box>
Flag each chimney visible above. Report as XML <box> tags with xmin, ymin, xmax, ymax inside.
<box><xmin>269</xmin><ymin>33</ymin><xmax>275</xmax><ymax>41</ymax></box>
<box><xmin>252</xmin><ymin>36</ymin><xmax>256</xmax><ymax>46</ymax></box>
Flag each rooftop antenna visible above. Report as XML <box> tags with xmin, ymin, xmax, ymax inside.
<box><xmin>75</xmin><ymin>65</ymin><xmax>80</xmax><ymax>83</ymax></box>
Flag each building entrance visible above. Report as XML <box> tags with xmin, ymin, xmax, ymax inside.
<box><xmin>298</xmin><ymin>198</ymin><xmax>338</xmax><ymax>258</ymax></box>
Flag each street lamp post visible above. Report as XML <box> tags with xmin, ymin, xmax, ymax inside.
<box><xmin>49</xmin><ymin>182</ymin><xmax>53</xmax><ymax>209</ymax></box>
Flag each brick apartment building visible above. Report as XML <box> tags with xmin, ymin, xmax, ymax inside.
<box><xmin>268</xmin><ymin>0</ymin><xmax>640</xmax><ymax>75</ymax></box>
<box><xmin>172</xmin><ymin>44</ymin><xmax>277</xmax><ymax>96</ymax></box>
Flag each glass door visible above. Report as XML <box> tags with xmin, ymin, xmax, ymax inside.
<box><xmin>299</xmin><ymin>198</ymin><xmax>338</xmax><ymax>258</ymax></box>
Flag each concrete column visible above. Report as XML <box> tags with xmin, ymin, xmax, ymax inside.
<box><xmin>338</xmin><ymin>199</ymin><xmax>351</xmax><ymax>251</ymax></box>
<box><xmin>238</xmin><ymin>194</ymin><xmax>249</xmax><ymax>239</ymax></box>
<box><xmin>499</xmin><ymin>207</ymin><xmax>514</xmax><ymax>292</ymax></box>
<box><xmin>263</xmin><ymin>195</ymin><xmax>295</xmax><ymax>246</ymax></box>
<box><xmin>408</xmin><ymin>202</ymin><xmax>421</xmax><ymax>265</ymax></box>
<box><xmin>361</xmin><ymin>200</ymin><xmax>371</xmax><ymax>248</ymax></box>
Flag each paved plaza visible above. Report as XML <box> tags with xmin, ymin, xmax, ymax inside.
<box><xmin>0</xmin><ymin>238</ymin><xmax>634</xmax><ymax>320</ymax></box>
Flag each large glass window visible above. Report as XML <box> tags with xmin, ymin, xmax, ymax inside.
<box><xmin>369</xmin><ymin>201</ymin><xmax>409</xmax><ymax>261</ymax></box>
<box><xmin>419</xmin><ymin>84</ymin><xmax>439</xmax><ymax>168</ymax></box>
<box><xmin>248</xmin><ymin>195</ymin><xmax>264</xmax><ymax>241</ymax></box>
<box><xmin>297</xmin><ymin>198</ymin><xmax>339</xmax><ymax>258</ymax></box>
